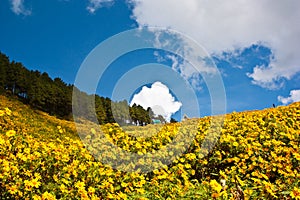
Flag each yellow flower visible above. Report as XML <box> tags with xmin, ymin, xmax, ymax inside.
<box><xmin>53</xmin><ymin>175</ymin><xmax>59</xmax><ymax>182</ymax></box>
<box><xmin>30</xmin><ymin>178</ymin><xmax>41</xmax><ymax>188</ymax></box>
<box><xmin>294</xmin><ymin>153</ymin><xmax>300</xmax><ymax>161</ymax></box>
<box><xmin>42</xmin><ymin>192</ymin><xmax>56</xmax><ymax>200</ymax></box>
<box><xmin>236</xmin><ymin>176</ymin><xmax>245</xmax><ymax>187</ymax></box>
<box><xmin>60</xmin><ymin>184</ymin><xmax>68</xmax><ymax>193</ymax></box>
<box><xmin>291</xmin><ymin>187</ymin><xmax>300</xmax><ymax>200</ymax></box>
<box><xmin>136</xmin><ymin>188</ymin><xmax>145</xmax><ymax>194</ymax></box>
<box><xmin>24</xmin><ymin>180</ymin><xmax>32</xmax><ymax>191</ymax></box>
<box><xmin>186</xmin><ymin>153</ymin><xmax>196</xmax><ymax>160</ymax></box>
<box><xmin>88</xmin><ymin>186</ymin><xmax>95</xmax><ymax>195</ymax></box>
<box><xmin>6</xmin><ymin>130</ymin><xmax>16</xmax><ymax>137</ymax></box>
<box><xmin>135</xmin><ymin>142</ymin><xmax>142</xmax><ymax>149</ymax></box>
<box><xmin>34</xmin><ymin>172</ymin><xmax>42</xmax><ymax>180</ymax></box>
<box><xmin>233</xmin><ymin>141</ymin><xmax>239</xmax><ymax>147</ymax></box>
<box><xmin>184</xmin><ymin>163</ymin><xmax>191</xmax><ymax>168</ymax></box>
<box><xmin>8</xmin><ymin>185</ymin><xmax>18</xmax><ymax>194</ymax></box>
<box><xmin>209</xmin><ymin>179</ymin><xmax>223</xmax><ymax>193</ymax></box>
<box><xmin>5</xmin><ymin>107</ymin><xmax>12</xmax><ymax>115</ymax></box>
<box><xmin>80</xmin><ymin>190</ymin><xmax>89</xmax><ymax>200</ymax></box>
<box><xmin>106</xmin><ymin>193</ymin><xmax>115</xmax><ymax>199</ymax></box>
<box><xmin>33</xmin><ymin>195</ymin><xmax>42</xmax><ymax>200</ymax></box>
<box><xmin>263</xmin><ymin>181</ymin><xmax>277</xmax><ymax>197</ymax></box>
<box><xmin>121</xmin><ymin>182</ymin><xmax>128</xmax><ymax>187</ymax></box>
<box><xmin>219</xmin><ymin>170</ymin><xmax>227</xmax><ymax>179</ymax></box>
<box><xmin>91</xmin><ymin>195</ymin><xmax>101</xmax><ymax>200</ymax></box>
<box><xmin>117</xmin><ymin>192</ymin><xmax>128</xmax><ymax>199</ymax></box>
<box><xmin>75</xmin><ymin>181</ymin><xmax>85</xmax><ymax>189</ymax></box>
<box><xmin>0</xmin><ymin>110</ymin><xmax>4</xmax><ymax>116</ymax></box>
<box><xmin>72</xmin><ymin>170</ymin><xmax>78</xmax><ymax>177</ymax></box>
<box><xmin>79</xmin><ymin>164</ymin><xmax>87</xmax><ymax>171</ymax></box>
<box><xmin>0</xmin><ymin>137</ymin><xmax>5</xmax><ymax>145</ymax></box>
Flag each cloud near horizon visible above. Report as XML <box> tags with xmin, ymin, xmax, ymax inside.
<box><xmin>278</xmin><ymin>89</ymin><xmax>300</xmax><ymax>105</ymax></box>
<box><xmin>130</xmin><ymin>82</ymin><xmax>182</xmax><ymax>122</ymax></box>
<box><xmin>128</xmin><ymin>0</ymin><xmax>300</xmax><ymax>90</ymax></box>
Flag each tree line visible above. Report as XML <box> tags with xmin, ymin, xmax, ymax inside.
<box><xmin>0</xmin><ymin>52</ymin><xmax>163</xmax><ymax>125</ymax></box>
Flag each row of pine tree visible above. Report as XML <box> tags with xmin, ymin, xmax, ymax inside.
<box><xmin>0</xmin><ymin>52</ymin><xmax>162</xmax><ymax>125</ymax></box>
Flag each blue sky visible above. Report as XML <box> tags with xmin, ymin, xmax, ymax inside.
<box><xmin>1</xmin><ymin>0</ymin><xmax>300</xmax><ymax>121</ymax></box>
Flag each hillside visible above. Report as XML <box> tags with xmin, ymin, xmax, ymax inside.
<box><xmin>0</xmin><ymin>95</ymin><xmax>78</xmax><ymax>141</ymax></box>
<box><xmin>0</xmin><ymin>51</ymin><xmax>155</xmax><ymax>125</ymax></box>
<box><xmin>0</xmin><ymin>95</ymin><xmax>300</xmax><ymax>199</ymax></box>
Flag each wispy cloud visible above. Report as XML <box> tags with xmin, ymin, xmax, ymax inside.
<box><xmin>278</xmin><ymin>89</ymin><xmax>300</xmax><ymax>105</ymax></box>
<box><xmin>87</xmin><ymin>0</ymin><xmax>114</xmax><ymax>13</ymax></box>
<box><xmin>129</xmin><ymin>0</ymin><xmax>300</xmax><ymax>90</ymax></box>
<box><xmin>164</xmin><ymin>54</ymin><xmax>204</xmax><ymax>91</ymax></box>
<box><xmin>10</xmin><ymin>0</ymin><xmax>31</xmax><ymax>15</ymax></box>
<box><xmin>247</xmin><ymin>64</ymin><xmax>286</xmax><ymax>90</ymax></box>
<box><xmin>152</xmin><ymin>30</ymin><xmax>218</xmax><ymax>91</ymax></box>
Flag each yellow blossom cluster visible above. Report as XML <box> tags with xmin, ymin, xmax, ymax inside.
<box><xmin>0</xmin><ymin>95</ymin><xmax>299</xmax><ymax>199</ymax></box>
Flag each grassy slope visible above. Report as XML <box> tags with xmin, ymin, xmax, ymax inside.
<box><xmin>0</xmin><ymin>94</ymin><xmax>300</xmax><ymax>199</ymax></box>
<box><xmin>0</xmin><ymin>95</ymin><xmax>78</xmax><ymax>141</ymax></box>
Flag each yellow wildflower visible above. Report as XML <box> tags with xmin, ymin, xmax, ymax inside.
<box><xmin>30</xmin><ymin>178</ymin><xmax>41</xmax><ymax>188</ymax></box>
<box><xmin>291</xmin><ymin>187</ymin><xmax>300</xmax><ymax>200</ymax></box>
<box><xmin>5</xmin><ymin>107</ymin><xmax>12</xmax><ymax>115</ymax></box>
<box><xmin>33</xmin><ymin>195</ymin><xmax>42</xmax><ymax>200</ymax></box>
<box><xmin>42</xmin><ymin>191</ymin><xmax>56</xmax><ymax>200</ymax></box>
<box><xmin>209</xmin><ymin>179</ymin><xmax>223</xmax><ymax>193</ymax></box>
<box><xmin>88</xmin><ymin>186</ymin><xmax>95</xmax><ymax>195</ymax></box>
<box><xmin>6</xmin><ymin>130</ymin><xmax>16</xmax><ymax>137</ymax></box>
<box><xmin>8</xmin><ymin>185</ymin><xmax>18</xmax><ymax>194</ymax></box>
<box><xmin>0</xmin><ymin>110</ymin><xmax>4</xmax><ymax>116</ymax></box>
<box><xmin>60</xmin><ymin>184</ymin><xmax>68</xmax><ymax>193</ymax></box>
<box><xmin>75</xmin><ymin>181</ymin><xmax>85</xmax><ymax>190</ymax></box>
<box><xmin>233</xmin><ymin>141</ymin><xmax>239</xmax><ymax>147</ymax></box>
<box><xmin>184</xmin><ymin>163</ymin><xmax>191</xmax><ymax>168</ymax></box>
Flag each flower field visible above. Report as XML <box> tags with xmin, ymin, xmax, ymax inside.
<box><xmin>0</xmin><ymin>95</ymin><xmax>299</xmax><ymax>199</ymax></box>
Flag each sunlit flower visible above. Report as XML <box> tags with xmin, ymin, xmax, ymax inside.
<box><xmin>8</xmin><ymin>185</ymin><xmax>18</xmax><ymax>194</ymax></box>
<box><xmin>32</xmin><ymin>195</ymin><xmax>42</xmax><ymax>200</ymax></box>
<box><xmin>6</xmin><ymin>130</ymin><xmax>16</xmax><ymax>137</ymax></box>
<box><xmin>75</xmin><ymin>181</ymin><xmax>85</xmax><ymax>190</ymax></box>
<box><xmin>60</xmin><ymin>184</ymin><xmax>68</xmax><ymax>193</ymax></box>
<box><xmin>291</xmin><ymin>187</ymin><xmax>300</xmax><ymax>200</ymax></box>
<box><xmin>209</xmin><ymin>179</ymin><xmax>222</xmax><ymax>193</ymax></box>
<box><xmin>42</xmin><ymin>191</ymin><xmax>56</xmax><ymax>200</ymax></box>
<box><xmin>0</xmin><ymin>110</ymin><xmax>5</xmax><ymax>116</ymax></box>
<box><xmin>5</xmin><ymin>107</ymin><xmax>12</xmax><ymax>115</ymax></box>
<box><xmin>30</xmin><ymin>178</ymin><xmax>41</xmax><ymax>188</ymax></box>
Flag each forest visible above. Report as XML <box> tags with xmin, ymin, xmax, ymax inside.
<box><xmin>0</xmin><ymin>52</ymin><xmax>163</xmax><ymax>125</ymax></box>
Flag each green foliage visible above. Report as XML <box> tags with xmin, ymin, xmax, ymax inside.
<box><xmin>170</xmin><ymin>118</ymin><xmax>178</xmax><ymax>123</ymax></box>
<box><xmin>0</xmin><ymin>51</ymin><xmax>156</xmax><ymax>124</ymax></box>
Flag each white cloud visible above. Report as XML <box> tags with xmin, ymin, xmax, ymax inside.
<box><xmin>278</xmin><ymin>89</ymin><xmax>300</xmax><ymax>105</ymax></box>
<box><xmin>87</xmin><ymin>0</ymin><xmax>114</xmax><ymax>13</ymax></box>
<box><xmin>10</xmin><ymin>0</ymin><xmax>31</xmax><ymax>15</ymax></box>
<box><xmin>129</xmin><ymin>0</ymin><xmax>300</xmax><ymax>89</ymax></box>
<box><xmin>130</xmin><ymin>81</ymin><xmax>182</xmax><ymax>122</ymax></box>
<box><xmin>247</xmin><ymin>64</ymin><xmax>286</xmax><ymax>90</ymax></box>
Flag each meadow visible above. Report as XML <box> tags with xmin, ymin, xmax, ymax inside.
<box><xmin>0</xmin><ymin>95</ymin><xmax>299</xmax><ymax>199</ymax></box>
